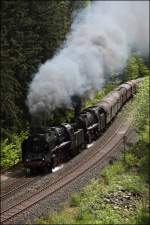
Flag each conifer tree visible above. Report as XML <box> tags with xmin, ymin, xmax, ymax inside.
<box><xmin>1</xmin><ymin>0</ymin><xmax>88</xmax><ymax>139</ymax></box>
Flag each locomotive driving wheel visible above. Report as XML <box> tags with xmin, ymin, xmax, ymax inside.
<box><xmin>44</xmin><ymin>163</ymin><xmax>52</xmax><ymax>173</ymax></box>
<box><xmin>25</xmin><ymin>168</ymin><xmax>37</xmax><ymax>176</ymax></box>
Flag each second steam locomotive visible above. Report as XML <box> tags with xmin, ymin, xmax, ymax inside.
<box><xmin>22</xmin><ymin>79</ymin><xmax>142</xmax><ymax>174</ymax></box>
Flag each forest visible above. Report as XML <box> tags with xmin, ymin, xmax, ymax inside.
<box><xmin>1</xmin><ymin>1</ymin><xmax>149</xmax><ymax>167</ymax></box>
<box><xmin>1</xmin><ymin>0</ymin><xmax>88</xmax><ymax>139</ymax></box>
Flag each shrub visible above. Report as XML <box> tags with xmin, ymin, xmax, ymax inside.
<box><xmin>101</xmin><ymin>161</ymin><xmax>125</xmax><ymax>184</ymax></box>
<box><xmin>75</xmin><ymin>208</ymin><xmax>94</xmax><ymax>223</ymax></box>
<box><xmin>95</xmin><ymin>207</ymin><xmax>124</xmax><ymax>224</ymax></box>
<box><xmin>51</xmin><ymin>210</ymin><xmax>75</xmax><ymax>224</ymax></box>
<box><xmin>108</xmin><ymin>174</ymin><xmax>147</xmax><ymax>194</ymax></box>
<box><xmin>135</xmin><ymin>200</ymin><xmax>150</xmax><ymax>224</ymax></box>
<box><xmin>0</xmin><ymin>131</ymin><xmax>28</xmax><ymax>168</ymax></box>
<box><xmin>138</xmin><ymin>154</ymin><xmax>149</xmax><ymax>183</ymax></box>
<box><xmin>125</xmin><ymin>153</ymin><xmax>139</xmax><ymax>168</ymax></box>
<box><xmin>70</xmin><ymin>193</ymin><xmax>81</xmax><ymax>207</ymax></box>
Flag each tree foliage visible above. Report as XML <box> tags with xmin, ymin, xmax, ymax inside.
<box><xmin>124</xmin><ymin>77</ymin><xmax>149</xmax><ymax>130</ymax></box>
<box><xmin>1</xmin><ymin>132</ymin><xmax>28</xmax><ymax>168</ymax></box>
<box><xmin>1</xmin><ymin>0</ymin><xmax>88</xmax><ymax>139</ymax></box>
<box><xmin>123</xmin><ymin>55</ymin><xmax>149</xmax><ymax>81</ymax></box>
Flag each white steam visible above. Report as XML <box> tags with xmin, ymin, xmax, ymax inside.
<box><xmin>27</xmin><ymin>1</ymin><xmax>149</xmax><ymax>115</ymax></box>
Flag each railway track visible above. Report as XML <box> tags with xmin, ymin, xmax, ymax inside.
<box><xmin>0</xmin><ymin>176</ymin><xmax>40</xmax><ymax>201</ymax></box>
<box><xmin>1</xmin><ymin>114</ymin><xmax>121</xmax><ymax>203</ymax></box>
<box><xmin>1</xmin><ymin>114</ymin><xmax>122</xmax><ymax>207</ymax></box>
<box><xmin>0</xmin><ymin>163</ymin><xmax>22</xmax><ymax>175</ymax></box>
<box><xmin>1</xmin><ymin>118</ymin><xmax>131</xmax><ymax>224</ymax></box>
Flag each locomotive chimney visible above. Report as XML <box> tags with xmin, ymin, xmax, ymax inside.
<box><xmin>29</xmin><ymin>113</ymin><xmax>47</xmax><ymax>133</ymax></box>
<box><xmin>71</xmin><ymin>95</ymin><xmax>82</xmax><ymax>118</ymax></box>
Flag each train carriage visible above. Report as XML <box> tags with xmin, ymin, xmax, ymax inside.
<box><xmin>115</xmin><ymin>86</ymin><xmax>126</xmax><ymax>106</ymax></box>
<box><xmin>97</xmin><ymin>92</ymin><xmax>120</xmax><ymax>124</ymax></box>
<box><xmin>105</xmin><ymin>91</ymin><xmax>121</xmax><ymax>113</ymax></box>
<box><xmin>119</xmin><ymin>83</ymin><xmax>132</xmax><ymax>100</ymax></box>
<box><xmin>125</xmin><ymin>80</ymin><xmax>137</xmax><ymax>95</ymax></box>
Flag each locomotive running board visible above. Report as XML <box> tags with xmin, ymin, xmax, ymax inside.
<box><xmin>87</xmin><ymin>123</ymin><xmax>99</xmax><ymax>130</ymax></box>
<box><xmin>58</xmin><ymin>141</ymin><xmax>71</xmax><ymax>148</ymax></box>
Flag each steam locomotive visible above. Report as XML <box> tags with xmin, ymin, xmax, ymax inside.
<box><xmin>22</xmin><ymin>79</ymin><xmax>142</xmax><ymax>174</ymax></box>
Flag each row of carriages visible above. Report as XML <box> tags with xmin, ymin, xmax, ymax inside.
<box><xmin>22</xmin><ymin>78</ymin><xmax>143</xmax><ymax>173</ymax></box>
<box><xmin>100</xmin><ymin>79</ymin><xmax>140</xmax><ymax>123</ymax></box>
<box><xmin>78</xmin><ymin>79</ymin><xmax>142</xmax><ymax>143</ymax></box>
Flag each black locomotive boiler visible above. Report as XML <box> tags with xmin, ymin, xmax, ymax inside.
<box><xmin>22</xmin><ymin>79</ymin><xmax>142</xmax><ymax>174</ymax></box>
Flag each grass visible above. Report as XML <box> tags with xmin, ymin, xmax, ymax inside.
<box><xmin>35</xmin><ymin>124</ymin><xmax>149</xmax><ymax>224</ymax></box>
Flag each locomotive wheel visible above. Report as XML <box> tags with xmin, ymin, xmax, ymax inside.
<box><xmin>25</xmin><ymin>168</ymin><xmax>37</xmax><ymax>176</ymax></box>
<box><xmin>88</xmin><ymin>134</ymin><xmax>92</xmax><ymax>144</ymax></box>
<box><xmin>25</xmin><ymin>168</ymin><xmax>31</xmax><ymax>176</ymax></box>
<box><xmin>44</xmin><ymin>164</ymin><xmax>52</xmax><ymax>173</ymax></box>
<box><xmin>81</xmin><ymin>143</ymin><xmax>87</xmax><ymax>150</ymax></box>
<box><xmin>32</xmin><ymin>168</ymin><xmax>38</xmax><ymax>175</ymax></box>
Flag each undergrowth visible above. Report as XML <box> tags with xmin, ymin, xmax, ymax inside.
<box><xmin>0</xmin><ymin>132</ymin><xmax>28</xmax><ymax>168</ymax></box>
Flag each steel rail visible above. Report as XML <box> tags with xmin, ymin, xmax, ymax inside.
<box><xmin>0</xmin><ymin>163</ymin><xmax>22</xmax><ymax>175</ymax></box>
<box><xmin>0</xmin><ymin>176</ymin><xmax>40</xmax><ymax>200</ymax></box>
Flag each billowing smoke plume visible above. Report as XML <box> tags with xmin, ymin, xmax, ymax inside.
<box><xmin>27</xmin><ymin>1</ymin><xmax>149</xmax><ymax>116</ymax></box>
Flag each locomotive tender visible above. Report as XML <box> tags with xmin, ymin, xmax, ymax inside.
<box><xmin>22</xmin><ymin>79</ymin><xmax>142</xmax><ymax>174</ymax></box>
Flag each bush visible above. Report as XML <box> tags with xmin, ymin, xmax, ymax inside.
<box><xmin>108</xmin><ymin>174</ymin><xmax>147</xmax><ymax>194</ymax></box>
<box><xmin>125</xmin><ymin>153</ymin><xmax>139</xmax><ymax>168</ymax></box>
<box><xmin>95</xmin><ymin>207</ymin><xmax>124</xmax><ymax>224</ymax></box>
<box><xmin>124</xmin><ymin>77</ymin><xmax>149</xmax><ymax>130</ymax></box>
<box><xmin>70</xmin><ymin>193</ymin><xmax>81</xmax><ymax>207</ymax></box>
<box><xmin>75</xmin><ymin>208</ymin><xmax>94</xmax><ymax>223</ymax></box>
<box><xmin>51</xmin><ymin>210</ymin><xmax>75</xmax><ymax>224</ymax></box>
<box><xmin>0</xmin><ymin>131</ymin><xmax>28</xmax><ymax>168</ymax></box>
<box><xmin>138</xmin><ymin>153</ymin><xmax>149</xmax><ymax>183</ymax></box>
<box><xmin>101</xmin><ymin>161</ymin><xmax>125</xmax><ymax>184</ymax></box>
<box><xmin>135</xmin><ymin>200</ymin><xmax>150</xmax><ymax>224</ymax></box>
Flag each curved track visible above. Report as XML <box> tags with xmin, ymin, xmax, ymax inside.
<box><xmin>0</xmin><ymin>163</ymin><xmax>22</xmax><ymax>175</ymax></box>
<box><xmin>0</xmin><ymin>176</ymin><xmax>39</xmax><ymax>201</ymax></box>
<box><xmin>1</xmin><ymin>113</ymin><xmax>121</xmax><ymax>202</ymax></box>
<box><xmin>1</xmin><ymin>118</ymin><xmax>131</xmax><ymax>224</ymax></box>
